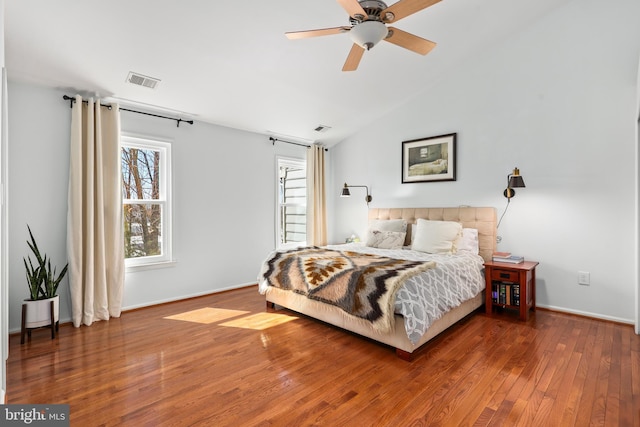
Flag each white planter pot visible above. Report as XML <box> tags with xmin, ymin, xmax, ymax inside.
<box><xmin>23</xmin><ymin>295</ymin><xmax>59</xmax><ymax>328</ymax></box>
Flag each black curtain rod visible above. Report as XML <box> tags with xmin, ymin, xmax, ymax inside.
<box><xmin>62</xmin><ymin>95</ymin><xmax>194</xmax><ymax>127</ymax></box>
<box><xmin>269</xmin><ymin>137</ymin><xmax>327</xmax><ymax>151</ymax></box>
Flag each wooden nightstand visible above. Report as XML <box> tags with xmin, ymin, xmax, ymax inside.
<box><xmin>484</xmin><ymin>260</ymin><xmax>539</xmax><ymax>321</ymax></box>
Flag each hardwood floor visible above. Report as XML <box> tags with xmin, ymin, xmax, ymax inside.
<box><xmin>7</xmin><ymin>285</ymin><xmax>640</xmax><ymax>426</ymax></box>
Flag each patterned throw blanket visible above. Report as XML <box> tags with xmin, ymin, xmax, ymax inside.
<box><xmin>260</xmin><ymin>247</ymin><xmax>435</xmax><ymax>332</ymax></box>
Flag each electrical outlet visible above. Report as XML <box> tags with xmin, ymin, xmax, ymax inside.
<box><xmin>578</xmin><ymin>271</ymin><xmax>590</xmax><ymax>286</ymax></box>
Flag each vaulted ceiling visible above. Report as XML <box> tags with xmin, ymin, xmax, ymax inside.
<box><xmin>5</xmin><ymin>0</ymin><xmax>573</xmax><ymax>146</ymax></box>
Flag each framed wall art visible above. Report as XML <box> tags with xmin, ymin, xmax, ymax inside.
<box><xmin>401</xmin><ymin>133</ymin><xmax>456</xmax><ymax>183</ymax></box>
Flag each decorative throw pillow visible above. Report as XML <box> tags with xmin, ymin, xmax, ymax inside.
<box><xmin>366</xmin><ymin>230</ymin><xmax>406</xmax><ymax>249</ymax></box>
<box><xmin>368</xmin><ymin>219</ymin><xmax>407</xmax><ymax>233</ymax></box>
<box><xmin>456</xmin><ymin>228</ymin><xmax>479</xmax><ymax>254</ymax></box>
<box><xmin>411</xmin><ymin>219</ymin><xmax>462</xmax><ymax>254</ymax></box>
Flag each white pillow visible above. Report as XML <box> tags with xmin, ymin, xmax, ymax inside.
<box><xmin>411</xmin><ymin>219</ymin><xmax>462</xmax><ymax>254</ymax></box>
<box><xmin>456</xmin><ymin>228</ymin><xmax>479</xmax><ymax>254</ymax></box>
<box><xmin>369</xmin><ymin>219</ymin><xmax>407</xmax><ymax>233</ymax></box>
<box><xmin>365</xmin><ymin>230</ymin><xmax>406</xmax><ymax>249</ymax></box>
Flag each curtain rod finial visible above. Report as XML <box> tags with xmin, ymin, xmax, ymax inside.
<box><xmin>62</xmin><ymin>94</ymin><xmax>75</xmax><ymax>108</ymax></box>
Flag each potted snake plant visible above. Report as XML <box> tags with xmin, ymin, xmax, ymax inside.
<box><xmin>23</xmin><ymin>225</ymin><xmax>68</xmax><ymax>331</ymax></box>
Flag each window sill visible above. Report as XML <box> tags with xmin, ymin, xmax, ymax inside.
<box><xmin>125</xmin><ymin>260</ymin><xmax>177</xmax><ymax>273</ymax></box>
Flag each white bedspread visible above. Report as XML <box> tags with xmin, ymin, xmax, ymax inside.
<box><xmin>325</xmin><ymin>243</ymin><xmax>485</xmax><ymax>344</ymax></box>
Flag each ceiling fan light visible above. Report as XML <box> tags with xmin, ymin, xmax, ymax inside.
<box><xmin>349</xmin><ymin>21</ymin><xmax>388</xmax><ymax>50</ymax></box>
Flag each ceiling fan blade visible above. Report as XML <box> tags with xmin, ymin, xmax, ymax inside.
<box><xmin>385</xmin><ymin>27</ymin><xmax>436</xmax><ymax>55</ymax></box>
<box><xmin>286</xmin><ymin>26</ymin><xmax>351</xmax><ymax>39</ymax></box>
<box><xmin>342</xmin><ymin>44</ymin><xmax>365</xmax><ymax>71</ymax></box>
<box><xmin>337</xmin><ymin>0</ymin><xmax>369</xmax><ymax>19</ymax></box>
<box><xmin>381</xmin><ymin>0</ymin><xmax>441</xmax><ymax>23</ymax></box>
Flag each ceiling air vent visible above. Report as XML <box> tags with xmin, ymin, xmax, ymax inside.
<box><xmin>314</xmin><ymin>125</ymin><xmax>331</xmax><ymax>133</ymax></box>
<box><xmin>126</xmin><ymin>72</ymin><xmax>161</xmax><ymax>89</ymax></box>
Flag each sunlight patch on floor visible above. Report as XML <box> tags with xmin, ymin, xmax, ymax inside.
<box><xmin>164</xmin><ymin>307</ymin><xmax>249</xmax><ymax>324</ymax></box>
<box><xmin>220</xmin><ymin>312</ymin><xmax>298</xmax><ymax>330</ymax></box>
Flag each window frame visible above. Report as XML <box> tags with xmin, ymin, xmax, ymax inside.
<box><xmin>121</xmin><ymin>134</ymin><xmax>173</xmax><ymax>268</ymax></box>
<box><xmin>275</xmin><ymin>156</ymin><xmax>307</xmax><ymax>250</ymax></box>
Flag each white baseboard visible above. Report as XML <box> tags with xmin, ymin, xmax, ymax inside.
<box><xmin>536</xmin><ymin>303</ymin><xmax>635</xmax><ymax>325</ymax></box>
<box><xmin>121</xmin><ymin>282</ymin><xmax>256</xmax><ymax>312</ymax></box>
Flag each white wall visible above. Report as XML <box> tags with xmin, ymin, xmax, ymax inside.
<box><xmin>0</xmin><ymin>0</ymin><xmax>7</xmax><ymax>404</ymax></box>
<box><xmin>8</xmin><ymin>83</ymin><xmax>69</xmax><ymax>333</ymax></box>
<box><xmin>330</xmin><ymin>0</ymin><xmax>640</xmax><ymax>324</ymax></box>
<box><xmin>636</xmin><ymin>54</ymin><xmax>640</xmax><ymax>334</ymax></box>
<box><xmin>7</xmin><ymin>81</ymin><xmax>307</xmax><ymax>331</ymax></box>
<box><xmin>120</xmin><ymin>107</ymin><xmax>304</xmax><ymax>309</ymax></box>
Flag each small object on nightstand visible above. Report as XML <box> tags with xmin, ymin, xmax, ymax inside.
<box><xmin>484</xmin><ymin>260</ymin><xmax>539</xmax><ymax>321</ymax></box>
<box><xmin>492</xmin><ymin>251</ymin><xmax>511</xmax><ymax>257</ymax></box>
<box><xmin>491</xmin><ymin>254</ymin><xmax>524</xmax><ymax>264</ymax></box>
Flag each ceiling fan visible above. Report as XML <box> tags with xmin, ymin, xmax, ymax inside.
<box><xmin>286</xmin><ymin>0</ymin><xmax>441</xmax><ymax>71</ymax></box>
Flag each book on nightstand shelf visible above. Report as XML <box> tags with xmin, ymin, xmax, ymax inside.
<box><xmin>492</xmin><ymin>253</ymin><xmax>524</xmax><ymax>263</ymax></box>
<box><xmin>492</xmin><ymin>283</ymin><xmax>521</xmax><ymax>306</ymax></box>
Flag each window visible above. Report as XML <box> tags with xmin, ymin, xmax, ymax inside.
<box><xmin>276</xmin><ymin>157</ymin><xmax>306</xmax><ymax>249</ymax></box>
<box><xmin>121</xmin><ymin>135</ymin><xmax>172</xmax><ymax>266</ymax></box>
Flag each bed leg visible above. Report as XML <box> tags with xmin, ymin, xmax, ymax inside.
<box><xmin>395</xmin><ymin>348</ymin><xmax>413</xmax><ymax>361</ymax></box>
<box><xmin>266</xmin><ymin>301</ymin><xmax>276</xmax><ymax>311</ymax></box>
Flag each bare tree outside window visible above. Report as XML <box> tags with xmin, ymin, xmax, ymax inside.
<box><xmin>121</xmin><ymin>136</ymin><xmax>171</xmax><ymax>265</ymax></box>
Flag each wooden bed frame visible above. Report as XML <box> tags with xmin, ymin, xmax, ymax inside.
<box><xmin>265</xmin><ymin>207</ymin><xmax>497</xmax><ymax>360</ymax></box>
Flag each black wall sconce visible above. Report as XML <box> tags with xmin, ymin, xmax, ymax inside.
<box><xmin>341</xmin><ymin>183</ymin><xmax>372</xmax><ymax>205</ymax></box>
<box><xmin>503</xmin><ymin>167</ymin><xmax>526</xmax><ymax>199</ymax></box>
<box><xmin>498</xmin><ymin>167</ymin><xmax>526</xmax><ymax>229</ymax></box>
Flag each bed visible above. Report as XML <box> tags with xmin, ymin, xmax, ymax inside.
<box><xmin>259</xmin><ymin>207</ymin><xmax>497</xmax><ymax>360</ymax></box>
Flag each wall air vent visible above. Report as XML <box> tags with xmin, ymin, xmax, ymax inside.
<box><xmin>314</xmin><ymin>125</ymin><xmax>331</xmax><ymax>132</ymax></box>
<box><xmin>126</xmin><ymin>72</ymin><xmax>161</xmax><ymax>89</ymax></box>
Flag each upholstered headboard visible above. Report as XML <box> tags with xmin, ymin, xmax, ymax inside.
<box><xmin>368</xmin><ymin>207</ymin><xmax>497</xmax><ymax>262</ymax></box>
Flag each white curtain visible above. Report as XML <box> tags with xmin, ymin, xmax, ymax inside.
<box><xmin>67</xmin><ymin>96</ymin><xmax>124</xmax><ymax>327</ymax></box>
<box><xmin>306</xmin><ymin>144</ymin><xmax>327</xmax><ymax>246</ymax></box>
